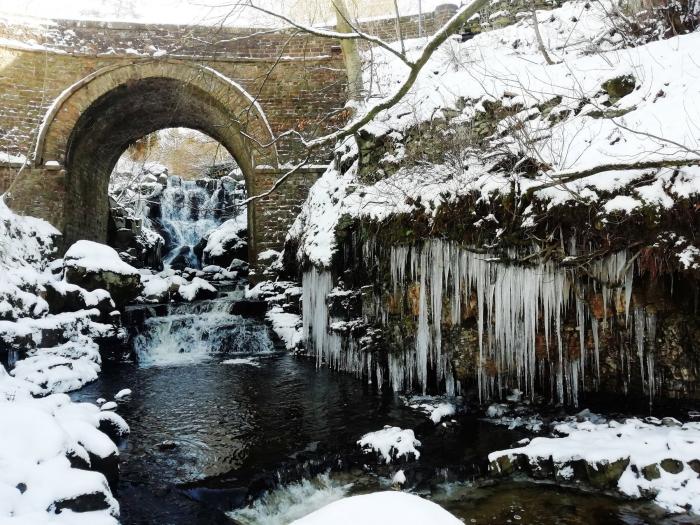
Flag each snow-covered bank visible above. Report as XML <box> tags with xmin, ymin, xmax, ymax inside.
<box><xmin>489</xmin><ymin>417</ymin><xmax>700</xmax><ymax>514</ymax></box>
<box><xmin>290</xmin><ymin>0</ymin><xmax>700</xmax><ymax>268</ymax></box>
<box><xmin>0</xmin><ymin>200</ymin><xmax>129</xmax><ymax>524</ymax></box>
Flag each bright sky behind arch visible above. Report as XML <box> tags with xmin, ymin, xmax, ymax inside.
<box><xmin>0</xmin><ymin>0</ymin><xmax>451</xmax><ymax>27</ymax></box>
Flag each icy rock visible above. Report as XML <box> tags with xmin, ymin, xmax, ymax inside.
<box><xmin>64</xmin><ymin>240</ymin><xmax>143</xmax><ymax>307</ymax></box>
<box><xmin>100</xmin><ymin>402</ymin><xmax>118</xmax><ymax>411</ymax></box>
<box><xmin>114</xmin><ymin>389</ymin><xmax>131</xmax><ymax>400</ymax></box>
<box><xmin>357</xmin><ymin>426</ymin><xmax>421</xmax><ymax>464</ymax></box>
<box><xmin>177</xmin><ymin>277</ymin><xmax>217</xmax><ymax>301</ymax></box>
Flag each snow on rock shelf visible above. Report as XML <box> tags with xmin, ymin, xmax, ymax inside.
<box><xmin>488</xmin><ymin>418</ymin><xmax>700</xmax><ymax>514</ymax></box>
<box><xmin>64</xmin><ymin>240</ymin><xmax>140</xmax><ymax>276</ymax></box>
<box><xmin>64</xmin><ymin>240</ymin><xmax>143</xmax><ymax>306</ymax></box>
<box><xmin>358</xmin><ymin>426</ymin><xmax>421</xmax><ymax>464</ymax></box>
<box><xmin>290</xmin><ymin>491</ymin><xmax>462</xmax><ymax>525</ymax></box>
<box><xmin>266</xmin><ymin>307</ymin><xmax>303</xmax><ymax>350</ymax></box>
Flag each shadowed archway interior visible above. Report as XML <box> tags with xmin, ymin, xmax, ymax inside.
<box><xmin>64</xmin><ymin>76</ymin><xmax>259</xmax><ymax>248</ymax></box>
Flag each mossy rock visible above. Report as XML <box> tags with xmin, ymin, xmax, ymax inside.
<box><xmin>489</xmin><ymin>453</ymin><xmax>528</xmax><ymax>476</ymax></box>
<box><xmin>659</xmin><ymin>458</ymin><xmax>684</xmax><ymax>474</ymax></box>
<box><xmin>641</xmin><ymin>463</ymin><xmax>661</xmax><ymax>481</ymax></box>
<box><xmin>601</xmin><ymin>75</ymin><xmax>636</xmax><ymax>104</ymax></box>
<box><xmin>585</xmin><ymin>458</ymin><xmax>630</xmax><ymax>489</ymax></box>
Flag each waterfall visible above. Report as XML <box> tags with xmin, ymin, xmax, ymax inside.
<box><xmin>157</xmin><ymin>175</ymin><xmax>247</xmax><ymax>269</ymax></box>
<box><xmin>158</xmin><ymin>177</ymin><xmax>221</xmax><ymax>268</ymax></box>
<box><xmin>132</xmin><ymin>294</ymin><xmax>274</xmax><ymax>367</ymax></box>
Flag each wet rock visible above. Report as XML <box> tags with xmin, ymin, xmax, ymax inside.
<box><xmin>689</xmin><ymin>459</ymin><xmax>700</xmax><ymax>474</ymax></box>
<box><xmin>585</xmin><ymin>458</ymin><xmax>629</xmax><ymax>489</ymax></box>
<box><xmin>554</xmin><ymin>459</ymin><xmax>587</xmax><ymax>483</ymax></box>
<box><xmin>66</xmin><ymin>450</ymin><xmax>91</xmax><ymax>470</ymax></box>
<box><xmin>89</xmin><ymin>451</ymin><xmax>120</xmax><ymax>489</ymax></box>
<box><xmin>527</xmin><ymin>455</ymin><xmax>555</xmax><ymax>480</ymax></box>
<box><xmin>490</xmin><ymin>453</ymin><xmax>527</xmax><ymax>476</ymax></box>
<box><xmin>158</xmin><ymin>440</ymin><xmax>178</xmax><ymax>451</ymax></box>
<box><xmin>169</xmin><ymin>246</ymin><xmax>197</xmax><ymax>271</ymax></box>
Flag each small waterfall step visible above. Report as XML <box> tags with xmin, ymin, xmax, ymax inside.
<box><xmin>127</xmin><ymin>280</ymin><xmax>272</xmax><ymax>367</ymax></box>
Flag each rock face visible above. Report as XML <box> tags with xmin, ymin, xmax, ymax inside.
<box><xmin>108</xmin><ymin>198</ymin><xmax>164</xmax><ymax>270</ymax></box>
<box><xmin>44</xmin><ymin>281</ymin><xmax>115</xmax><ymax>321</ymax></box>
<box><xmin>63</xmin><ymin>240</ymin><xmax>143</xmax><ymax>307</ymax></box>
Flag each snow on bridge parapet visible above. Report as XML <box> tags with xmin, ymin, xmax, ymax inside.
<box><xmin>0</xmin><ymin>5</ymin><xmax>457</xmax><ymax>60</ymax></box>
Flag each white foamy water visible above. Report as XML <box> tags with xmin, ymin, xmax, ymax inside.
<box><xmin>132</xmin><ymin>298</ymin><xmax>274</xmax><ymax>367</ymax></box>
<box><xmin>159</xmin><ymin>178</ymin><xmax>222</xmax><ymax>268</ymax></box>
<box><xmin>227</xmin><ymin>474</ymin><xmax>353</xmax><ymax>525</ymax></box>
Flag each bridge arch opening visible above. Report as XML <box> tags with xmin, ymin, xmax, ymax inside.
<box><xmin>110</xmin><ymin>127</ymin><xmax>249</xmax><ymax>270</ymax></box>
<box><xmin>30</xmin><ymin>61</ymin><xmax>277</xmax><ymax>259</ymax></box>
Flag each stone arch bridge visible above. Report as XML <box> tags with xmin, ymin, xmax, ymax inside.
<box><xmin>0</xmin><ymin>7</ymin><xmax>455</xmax><ymax>260</ymax></box>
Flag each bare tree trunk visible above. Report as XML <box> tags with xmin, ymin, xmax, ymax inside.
<box><xmin>393</xmin><ymin>0</ymin><xmax>406</xmax><ymax>55</ymax></box>
<box><xmin>531</xmin><ymin>1</ymin><xmax>554</xmax><ymax>65</ymax></box>
<box><xmin>332</xmin><ymin>0</ymin><xmax>363</xmax><ymax>103</ymax></box>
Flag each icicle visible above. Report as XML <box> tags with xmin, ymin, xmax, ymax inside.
<box><xmin>429</xmin><ymin>240</ymin><xmax>444</xmax><ymax>369</ymax></box>
<box><xmin>634</xmin><ymin>307</ymin><xmax>646</xmax><ymax>391</ymax></box>
<box><xmin>576</xmin><ymin>297</ymin><xmax>586</xmax><ymax>386</ymax></box>
<box><xmin>415</xmin><ymin>245</ymin><xmax>430</xmax><ymax>394</ymax></box>
<box><xmin>645</xmin><ymin>310</ymin><xmax>657</xmax><ymax>405</ymax></box>
<box><xmin>624</xmin><ymin>265</ymin><xmax>634</xmax><ymax>324</ymax></box>
<box><xmin>390</xmin><ymin>245</ymin><xmax>409</xmax><ymax>293</ymax></box>
<box><xmin>591</xmin><ymin>317</ymin><xmax>600</xmax><ymax>383</ymax></box>
<box><xmin>302</xmin><ymin>268</ymin><xmax>333</xmax><ymax>368</ymax></box>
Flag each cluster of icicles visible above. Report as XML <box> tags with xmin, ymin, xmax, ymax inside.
<box><xmin>302</xmin><ymin>239</ymin><xmax>658</xmax><ymax>405</ymax></box>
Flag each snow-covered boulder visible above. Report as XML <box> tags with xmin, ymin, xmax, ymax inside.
<box><xmin>488</xmin><ymin>418</ymin><xmax>700</xmax><ymax>513</ymax></box>
<box><xmin>44</xmin><ymin>280</ymin><xmax>115</xmax><ymax>320</ymax></box>
<box><xmin>64</xmin><ymin>240</ymin><xmax>143</xmax><ymax>307</ymax></box>
<box><xmin>290</xmin><ymin>491</ymin><xmax>462</xmax><ymax>525</ymax></box>
<box><xmin>202</xmin><ymin>217</ymin><xmax>247</xmax><ymax>268</ymax></box>
<box><xmin>10</xmin><ymin>339</ymin><xmax>102</xmax><ymax>395</ymax></box>
<box><xmin>357</xmin><ymin>426</ymin><xmax>421</xmax><ymax>464</ymax></box>
<box><xmin>176</xmin><ymin>277</ymin><xmax>217</xmax><ymax>302</ymax></box>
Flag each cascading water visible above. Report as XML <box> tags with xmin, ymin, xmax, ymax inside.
<box><xmin>131</xmin><ymin>292</ymin><xmax>274</xmax><ymax>367</ymax></box>
<box><xmin>158</xmin><ymin>177</ymin><xmax>222</xmax><ymax>268</ymax></box>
